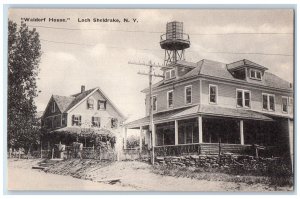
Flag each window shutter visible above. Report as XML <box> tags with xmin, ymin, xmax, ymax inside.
<box><xmin>104</xmin><ymin>101</ymin><xmax>107</xmax><ymax>109</ymax></box>
<box><xmin>79</xmin><ymin>115</ymin><xmax>82</xmax><ymax>126</ymax></box>
<box><xmin>72</xmin><ymin>115</ymin><xmax>74</xmax><ymax>126</ymax></box>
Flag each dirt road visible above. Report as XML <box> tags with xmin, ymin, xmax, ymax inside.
<box><xmin>7</xmin><ymin>159</ymin><xmax>290</xmax><ymax>192</ymax></box>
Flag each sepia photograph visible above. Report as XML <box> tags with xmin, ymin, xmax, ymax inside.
<box><xmin>6</xmin><ymin>7</ymin><xmax>294</xmax><ymax>192</ymax></box>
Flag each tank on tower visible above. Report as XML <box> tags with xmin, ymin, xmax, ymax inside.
<box><xmin>160</xmin><ymin>21</ymin><xmax>190</xmax><ymax>66</ymax></box>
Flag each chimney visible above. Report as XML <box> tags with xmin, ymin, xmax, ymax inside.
<box><xmin>81</xmin><ymin>85</ymin><xmax>85</xmax><ymax>93</ymax></box>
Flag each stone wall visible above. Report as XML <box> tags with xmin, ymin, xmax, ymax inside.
<box><xmin>155</xmin><ymin>153</ymin><xmax>290</xmax><ymax>172</ymax></box>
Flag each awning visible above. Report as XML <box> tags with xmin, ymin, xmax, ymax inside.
<box><xmin>125</xmin><ymin>105</ymin><xmax>273</xmax><ymax>129</ymax></box>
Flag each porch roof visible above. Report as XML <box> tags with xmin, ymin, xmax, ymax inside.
<box><xmin>50</xmin><ymin>127</ymin><xmax>113</xmax><ymax>136</ymax></box>
<box><xmin>125</xmin><ymin>106</ymin><xmax>199</xmax><ymax>129</ymax></box>
<box><xmin>125</xmin><ymin>105</ymin><xmax>273</xmax><ymax>129</ymax></box>
<box><xmin>199</xmin><ymin>105</ymin><xmax>273</xmax><ymax>121</ymax></box>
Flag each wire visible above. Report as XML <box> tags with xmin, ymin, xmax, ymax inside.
<box><xmin>28</xmin><ymin>25</ymin><xmax>293</xmax><ymax>36</ymax></box>
<box><xmin>29</xmin><ymin>25</ymin><xmax>163</xmax><ymax>34</ymax></box>
<box><xmin>197</xmin><ymin>51</ymin><xmax>293</xmax><ymax>57</ymax></box>
<box><xmin>40</xmin><ymin>38</ymin><xmax>293</xmax><ymax>57</ymax></box>
<box><xmin>40</xmin><ymin>39</ymin><xmax>94</xmax><ymax>47</ymax></box>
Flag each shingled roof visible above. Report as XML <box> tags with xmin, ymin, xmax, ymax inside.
<box><xmin>52</xmin><ymin>95</ymin><xmax>75</xmax><ymax>112</ymax></box>
<box><xmin>48</xmin><ymin>87</ymin><xmax>125</xmax><ymax>119</ymax></box>
<box><xmin>51</xmin><ymin>88</ymin><xmax>97</xmax><ymax>113</ymax></box>
<box><xmin>227</xmin><ymin>59</ymin><xmax>268</xmax><ymax>71</ymax></box>
<box><xmin>148</xmin><ymin>59</ymin><xmax>292</xmax><ymax>91</ymax></box>
<box><xmin>125</xmin><ymin>104</ymin><xmax>273</xmax><ymax>129</ymax></box>
<box><xmin>65</xmin><ymin>88</ymin><xmax>96</xmax><ymax>111</ymax></box>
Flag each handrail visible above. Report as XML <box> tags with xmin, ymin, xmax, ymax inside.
<box><xmin>160</xmin><ymin>33</ymin><xmax>190</xmax><ymax>42</ymax></box>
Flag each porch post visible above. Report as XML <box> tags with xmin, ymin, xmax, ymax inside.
<box><xmin>198</xmin><ymin>116</ymin><xmax>203</xmax><ymax>143</ymax></box>
<box><xmin>288</xmin><ymin>119</ymin><xmax>293</xmax><ymax>172</ymax></box>
<box><xmin>240</xmin><ymin>120</ymin><xmax>244</xmax><ymax>145</ymax></box>
<box><xmin>139</xmin><ymin>126</ymin><xmax>143</xmax><ymax>152</ymax></box>
<box><xmin>124</xmin><ymin>127</ymin><xmax>128</xmax><ymax>149</ymax></box>
<box><xmin>175</xmin><ymin>120</ymin><xmax>179</xmax><ymax>145</ymax></box>
<box><xmin>151</xmin><ymin>123</ymin><xmax>156</xmax><ymax>147</ymax></box>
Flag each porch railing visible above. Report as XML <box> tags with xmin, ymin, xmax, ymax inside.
<box><xmin>154</xmin><ymin>143</ymin><xmax>252</xmax><ymax>157</ymax></box>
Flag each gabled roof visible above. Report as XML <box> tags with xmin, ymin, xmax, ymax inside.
<box><xmin>147</xmin><ymin>59</ymin><xmax>292</xmax><ymax>91</ymax></box>
<box><xmin>65</xmin><ymin>88</ymin><xmax>95</xmax><ymax>112</ymax></box>
<box><xmin>45</xmin><ymin>87</ymin><xmax>125</xmax><ymax>119</ymax></box>
<box><xmin>52</xmin><ymin>95</ymin><xmax>75</xmax><ymax>112</ymax></box>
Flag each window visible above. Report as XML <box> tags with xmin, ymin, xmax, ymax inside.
<box><xmin>249</xmin><ymin>69</ymin><xmax>262</xmax><ymax>80</ymax></box>
<box><xmin>87</xmin><ymin>98</ymin><xmax>94</xmax><ymax>109</ymax></box>
<box><xmin>98</xmin><ymin>100</ymin><xmax>106</xmax><ymax>110</ymax></box>
<box><xmin>53</xmin><ymin>116</ymin><xmax>61</xmax><ymax>128</ymax></box>
<box><xmin>178</xmin><ymin>118</ymin><xmax>199</xmax><ymax>144</ymax></box>
<box><xmin>209</xmin><ymin>84</ymin><xmax>218</xmax><ymax>104</ymax></box>
<box><xmin>236</xmin><ymin>89</ymin><xmax>251</xmax><ymax>108</ymax></box>
<box><xmin>92</xmin><ymin>116</ymin><xmax>101</xmax><ymax>127</ymax></box>
<box><xmin>262</xmin><ymin>93</ymin><xmax>275</xmax><ymax>111</ymax></box>
<box><xmin>52</xmin><ymin>102</ymin><xmax>56</xmax><ymax>113</ymax></box>
<box><xmin>62</xmin><ymin>115</ymin><xmax>66</xmax><ymax>126</ymax></box>
<box><xmin>165</xmin><ymin>69</ymin><xmax>175</xmax><ymax>80</ymax></box>
<box><xmin>289</xmin><ymin>97</ymin><xmax>293</xmax><ymax>106</ymax></box>
<box><xmin>46</xmin><ymin>118</ymin><xmax>53</xmax><ymax>129</ymax></box>
<box><xmin>282</xmin><ymin>96</ymin><xmax>288</xmax><ymax>113</ymax></box>
<box><xmin>152</xmin><ymin>96</ymin><xmax>157</xmax><ymax>111</ymax></box>
<box><xmin>263</xmin><ymin>94</ymin><xmax>268</xmax><ymax>110</ymax></box>
<box><xmin>167</xmin><ymin>90</ymin><xmax>174</xmax><ymax>108</ymax></box>
<box><xmin>72</xmin><ymin>115</ymin><xmax>81</xmax><ymax>126</ymax></box>
<box><xmin>111</xmin><ymin>118</ymin><xmax>118</xmax><ymax>128</ymax></box>
<box><xmin>185</xmin><ymin>85</ymin><xmax>192</xmax><ymax>104</ymax></box>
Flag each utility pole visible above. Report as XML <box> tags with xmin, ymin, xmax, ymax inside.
<box><xmin>128</xmin><ymin>61</ymin><xmax>167</xmax><ymax>164</ymax></box>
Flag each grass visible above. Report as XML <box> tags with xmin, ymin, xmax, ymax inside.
<box><xmin>151</xmin><ymin>164</ymin><xmax>293</xmax><ymax>187</ymax></box>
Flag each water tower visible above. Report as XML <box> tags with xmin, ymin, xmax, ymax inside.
<box><xmin>160</xmin><ymin>21</ymin><xmax>190</xmax><ymax>66</ymax></box>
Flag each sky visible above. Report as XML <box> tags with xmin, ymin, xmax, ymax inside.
<box><xmin>8</xmin><ymin>9</ymin><xmax>294</xmax><ymax>122</ymax></box>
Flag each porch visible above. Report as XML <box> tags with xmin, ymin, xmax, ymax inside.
<box><xmin>124</xmin><ymin>105</ymin><xmax>291</xmax><ymax>157</ymax></box>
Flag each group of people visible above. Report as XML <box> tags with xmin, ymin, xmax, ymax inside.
<box><xmin>8</xmin><ymin>147</ymin><xmax>25</xmax><ymax>158</ymax></box>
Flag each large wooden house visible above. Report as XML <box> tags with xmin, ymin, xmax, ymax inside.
<box><xmin>41</xmin><ymin>86</ymin><xmax>125</xmax><ymax>149</ymax></box>
<box><xmin>125</xmin><ymin>59</ymin><xmax>293</xmax><ymax>157</ymax></box>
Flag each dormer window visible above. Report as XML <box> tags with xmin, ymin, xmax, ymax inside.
<box><xmin>249</xmin><ymin>69</ymin><xmax>262</xmax><ymax>80</ymax></box>
<box><xmin>227</xmin><ymin>59</ymin><xmax>267</xmax><ymax>81</ymax></box>
<box><xmin>165</xmin><ymin>69</ymin><xmax>175</xmax><ymax>80</ymax></box>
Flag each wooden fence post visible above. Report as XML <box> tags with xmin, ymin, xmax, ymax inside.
<box><xmin>99</xmin><ymin>148</ymin><xmax>101</xmax><ymax>161</ymax></box>
<box><xmin>40</xmin><ymin>142</ymin><xmax>43</xmax><ymax>159</ymax></box>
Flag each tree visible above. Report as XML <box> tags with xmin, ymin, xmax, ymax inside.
<box><xmin>8</xmin><ymin>20</ymin><xmax>42</xmax><ymax>152</ymax></box>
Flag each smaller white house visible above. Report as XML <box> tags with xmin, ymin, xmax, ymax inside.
<box><xmin>41</xmin><ymin>85</ymin><xmax>126</xmax><ymax>151</ymax></box>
